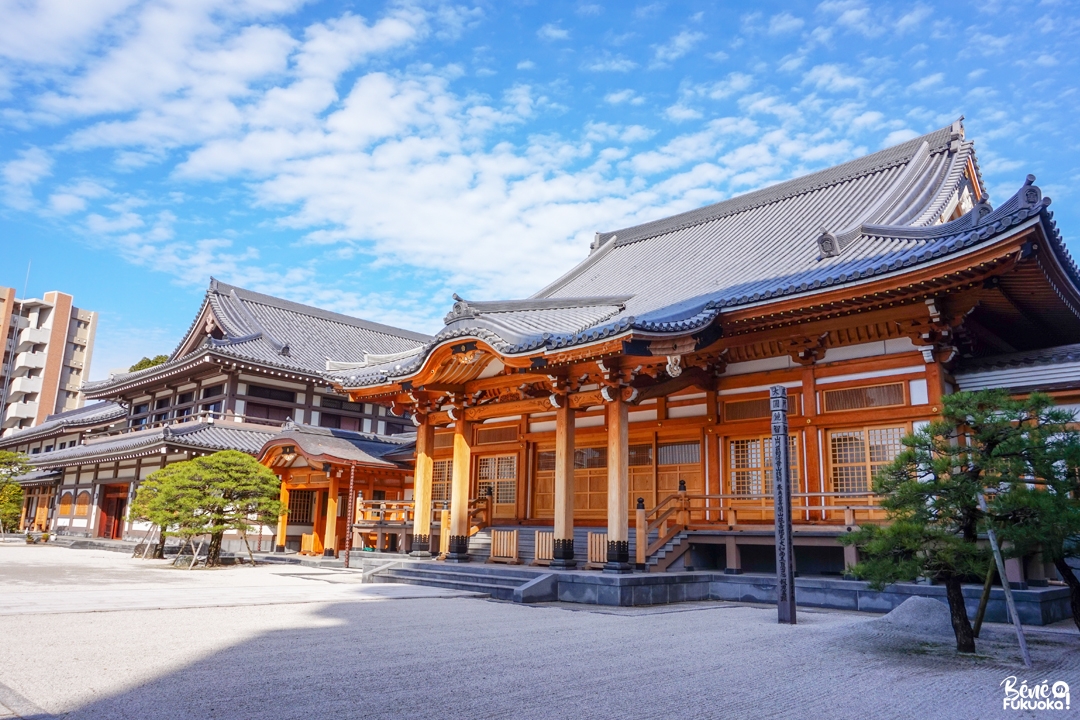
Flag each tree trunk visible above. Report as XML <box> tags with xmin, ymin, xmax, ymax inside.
<box><xmin>944</xmin><ymin>575</ymin><xmax>976</xmax><ymax>653</ymax></box>
<box><xmin>154</xmin><ymin>525</ymin><xmax>167</xmax><ymax>559</ymax></box>
<box><xmin>1053</xmin><ymin>557</ymin><xmax>1080</xmax><ymax>633</ymax></box>
<box><xmin>206</xmin><ymin>531</ymin><xmax>224</xmax><ymax>567</ymax></box>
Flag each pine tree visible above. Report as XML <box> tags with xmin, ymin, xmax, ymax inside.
<box><xmin>984</xmin><ymin>393</ymin><xmax>1080</xmax><ymax>632</ymax></box>
<box><xmin>132</xmin><ymin>450</ymin><xmax>281</xmax><ymax>566</ymax></box>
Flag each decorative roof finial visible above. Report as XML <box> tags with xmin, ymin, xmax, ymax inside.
<box><xmin>817</xmin><ymin>227</ymin><xmax>839</xmax><ymax>259</ymax></box>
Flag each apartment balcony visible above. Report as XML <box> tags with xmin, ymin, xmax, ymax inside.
<box><xmin>14</xmin><ymin>352</ymin><xmax>47</xmax><ymax>370</ymax></box>
<box><xmin>2</xmin><ymin>401</ymin><xmax>36</xmax><ymax>428</ymax></box>
<box><xmin>16</xmin><ymin>326</ymin><xmax>50</xmax><ymax>352</ymax></box>
<box><xmin>7</xmin><ymin>375</ymin><xmax>42</xmax><ymax>401</ymax></box>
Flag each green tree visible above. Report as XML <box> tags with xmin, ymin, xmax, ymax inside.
<box><xmin>0</xmin><ymin>451</ymin><xmax>31</xmax><ymax>533</ymax></box>
<box><xmin>984</xmin><ymin>394</ymin><xmax>1080</xmax><ymax>632</ymax></box>
<box><xmin>131</xmin><ymin>450</ymin><xmax>281</xmax><ymax>566</ymax></box>
<box><xmin>129</xmin><ymin>354</ymin><xmax>169</xmax><ymax>372</ymax></box>
<box><xmin>838</xmin><ymin>391</ymin><xmax>1037</xmax><ymax>653</ymax></box>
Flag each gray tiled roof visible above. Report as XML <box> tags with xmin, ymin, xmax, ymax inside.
<box><xmin>0</xmin><ymin>402</ymin><xmax>126</xmax><ymax>447</ymax></box>
<box><xmin>84</xmin><ymin>280</ymin><xmax>431</xmax><ymax>397</ymax></box>
<box><xmin>25</xmin><ymin>421</ymin><xmax>277</xmax><ymax>468</ymax></box>
<box><xmin>956</xmin><ymin>344</ymin><xmax>1080</xmax><ymax>372</ymax></box>
<box><xmin>262</xmin><ymin>422</ymin><xmax>413</xmax><ymax>467</ymax></box>
<box><xmin>335</xmin><ymin>120</ymin><xmax>1075</xmax><ymax>388</ymax></box>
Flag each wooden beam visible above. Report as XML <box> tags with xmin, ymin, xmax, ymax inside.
<box><xmin>412</xmin><ymin>419</ymin><xmax>435</xmax><ymax>553</ymax></box>
<box><xmin>632</xmin><ymin>366</ymin><xmax>716</xmax><ymax>404</ymax></box>
<box><xmin>447</xmin><ymin>418</ymin><xmax>472</xmax><ymax>559</ymax></box>
<box><xmin>552</xmin><ymin>403</ymin><xmax>576</xmax><ymax>567</ymax></box>
<box><xmin>606</xmin><ymin>397</ymin><xmax>629</xmax><ymax>568</ymax></box>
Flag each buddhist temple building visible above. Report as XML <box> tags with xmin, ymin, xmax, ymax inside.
<box><xmin>325</xmin><ymin>120</ymin><xmax>1080</xmax><ymax>579</ymax></box>
<box><xmin>1</xmin><ymin>279</ymin><xmax>428</xmax><ymax>543</ymax></box>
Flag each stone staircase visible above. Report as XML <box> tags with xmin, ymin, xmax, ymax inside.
<box><xmin>371</xmin><ymin>562</ymin><xmax>548</xmax><ymax>601</ymax></box>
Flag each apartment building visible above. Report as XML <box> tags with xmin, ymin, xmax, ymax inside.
<box><xmin>0</xmin><ymin>287</ymin><xmax>97</xmax><ymax>437</ymax></box>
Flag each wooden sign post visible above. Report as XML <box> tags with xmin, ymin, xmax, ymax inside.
<box><xmin>770</xmin><ymin>386</ymin><xmax>796</xmax><ymax>624</ymax></box>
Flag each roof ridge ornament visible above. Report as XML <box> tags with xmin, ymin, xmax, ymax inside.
<box><xmin>817</xmin><ymin>227</ymin><xmax>839</xmax><ymax>259</ymax></box>
<box><xmin>444</xmin><ymin>294</ymin><xmax>476</xmax><ymax>324</ymax></box>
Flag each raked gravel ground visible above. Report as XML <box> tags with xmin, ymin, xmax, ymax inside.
<box><xmin>0</xmin><ymin>544</ymin><xmax>1077</xmax><ymax>720</ymax></box>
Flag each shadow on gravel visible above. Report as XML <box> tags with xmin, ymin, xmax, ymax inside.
<box><xmin>35</xmin><ymin>597</ymin><xmax>1080</xmax><ymax>720</ymax></box>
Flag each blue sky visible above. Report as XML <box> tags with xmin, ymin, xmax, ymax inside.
<box><xmin>1</xmin><ymin>0</ymin><xmax>1078</xmax><ymax>379</ymax></box>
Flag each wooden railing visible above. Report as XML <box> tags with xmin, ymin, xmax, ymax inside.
<box><xmin>634</xmin><ymin>490</ymin><xmax>885</xmax><ymax>567</ymax></box>
<box><xmin>488</xmin><ymin>528</ymin><xmax>520</xmax><ymax>564</ymax></box>
<box><xmin>586</xmin><ymin>532</ymin><xmax>607</xmax><ymax>569</ymax></box>
<box><xmin>533</xmin><ymin>530</ymin><xmax>554</xmax><ymax>566</ymax></box>
<box><xmin>300</xmin><ymin>532</ymin><xmax>323</xmax><ymax>556</ymax></box>
<box><xmin>354</xmin><ymin>500</ymin><xmax>415</xmax><ymax>525</ymax></box>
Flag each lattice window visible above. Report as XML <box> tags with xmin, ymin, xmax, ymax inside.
<box><xmin>574</xmin><ymin>447</ymin><xmax>607</xmax><ymax>469</ymax></box>
<box><xmin>724</xmin><ymin>393</ymin><xmax>800</xmax><ymax>421</ymax></box>
<box><xmin>728</xmin><ymin>436</ymin><xmax>800</xmax><ymax>497</ymax></box>
<box><xmin>823</xmin><ymin>383</ymin><xmax>904</xmax><ymax>413</ymax></box>
<box><xmin>828</xmin><ymin>426</ymin><xmax>906</xmax><ymax>494</ymax></box>
<box><xmin>477</xmin><ymin>455</ymin><xmax>517</xmax><ymax>508</ymax></box>
<box><xmin>289</xmin><ymin>490</ymin><xmax>314</xmax><ymax>524</ymax></box>
<box><xmin>628</xmin><ymin>444</ymin><xmax>653</xmax><ymax>466</ymax></box>
<box><xmin>475</xmin><ymin>426</ymin><xmax>518</xmax><ymax>445</ymax></box>
<box><xmin>431</xmin><ymin>459</ymin><xmax>453</xmax><ymax>502</ymax></box>
<box><xmin>75</xmin><ymin>491</ymin><xmax>90</xmax><ymax>517</ymax></box>
<box><xmin>658</xmin><ymin>441</ymin><xmax>700</xmax><ymax>465</ymax></box>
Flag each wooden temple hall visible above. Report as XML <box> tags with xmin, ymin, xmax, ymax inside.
<box><xmin>312</xmin><ymin>120</ymin><xmax>1080</xmax><ymax>575</ymax></box>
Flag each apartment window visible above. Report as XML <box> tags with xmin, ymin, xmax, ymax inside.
<box><xmin>729</xmin><ymin>436</ymin><xmax>800</xmax><ymax>497</ymax></box>
<box><xmin>202</xmin><ymin>384</ymin><xmax>225</xmax><ymax>399</ymax></box>
<box><xmin>175</xmin><ymin>406</ymin><xmax>192</xmax><ymax>419</ymax></box>
<box><xmin>154</xmin><ymin>413</ymin><xmax>170</xmax><ymax>424</ymax></box>
<box><xmin>385</xmin><ymin>423</ymin><xmax>405</xmax><ymax>435</ymax></box>
<box><xmin>155</xmin><ymin>398</ymin><xmax>171</xmax><ymax>410</ymax></box>
<box><xmin>828</xmin><ymin>426</ymin><xmax>907</xmax><ymax>494</ymax></box>
<box><xmin>177</xmin><ymin>392</ymin><xmax>195</xmax><ymax>404</ymax></box>
<box><xmin>31</xmin><ymin>448</ymin><xmax>40</xmax><ymax>454</ymax></box>
<box><xmin>133</xmin><ymin>403</ymin><xmax>150</xmax><ymax>416</ymax></box>
<box><xmin>247</xmin><ymin>384</ymin><xmax>296</xmax><ymax>403</ymax></box>
<box><xmin>288</xmin><ymin>490</ymin><xmax>315</xmax><ymax>524</ymax></box>
<box><xmin>59</xmin><ymin>442</ymin><xmax>67</xmax><ymax>449</ymax></box>
<box><xmin>431</xmin><ymin>459</ymin><xmax>453</xmax><ymax>502</ymax></box>
<box><xmin>44</xmin><ymin>445</ymin><xmax>53</xmax><ymax>452</ymax></box>
<box><xmin>201</xmin><ymin>401</ymin><xmax>222</xmax><ymax>414</ymax></box>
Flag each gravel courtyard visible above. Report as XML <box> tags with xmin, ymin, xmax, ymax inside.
<box><xmin>0</xmin><ymin>545</ymin><xmax>1076</xmax><ymax>720</ymax></box>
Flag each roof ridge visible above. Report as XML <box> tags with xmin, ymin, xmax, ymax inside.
<box><xmin>209</xmin><ymin>278</ymin><xmax>430</xmax><ymax>343</ymax></box>
<box><xmin>596</xmin><ymin>123</ymin><xmax>956</xmax><ymax>250</ymax></box>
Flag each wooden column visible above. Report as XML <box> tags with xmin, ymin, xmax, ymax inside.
<box><xmin>323</xmin><ymin>473</ymin><xmax>339</xmax><ymax>557</ymax></box>
<box><xmin>552</xmin><ymin>402</ymin><xmax>576</xmax><ymax>568</ymax></box>
<box><xmin>801</xmin><ymin>365</ymin><xmax>822</xmax><ymax>521</ymax></box>
<box><xmin>605</xmin><ymin>396</ymin><xmax>631</xmax><ymax>572</ymax></box>
<box><xmin>275</xmin><ymin>480</ymin><xmax>290</xmax><ymax>552</ymax></box>
<box><xmin>411</xmin><ymin>418</ymin><xmax>435</xmax><ymax>556</ymax></box>
<box><xmin>446</xmin><ymin>418</ymin><xmax>472</xmax><ymax>562</ymax></box>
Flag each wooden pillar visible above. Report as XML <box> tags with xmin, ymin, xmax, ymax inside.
<box><xmin>323</xmin><ymin>473</ymin><xmax>339</xmax><ymax>557</ymax></box>
<box><xmin>725</xmin><ymin>536</ymin><xmax>742</xmax><ymax>574</ymax></box>
<box><xmin>275</xmin><ymin>481</ymin><xmax>290</xmax><ymax>552</ymax></box>
<box><xmin>801</xmin><ymin>365</ymin><xmax>821</xmax><ymax>521</ymax></box>
<box><xmin>605</xmin><ymin>396</ymin><xmax>631</xmax><ymax>572</ymax></box>
<box><xmin>446</xmin><ymin>418</ymin><xmax>472</xmax><ymax>562</ymax></box>
<box><xmin>552</xmin><ymin>402</ymin><xmax>576</xmax><ymax>568</ymax></box>
<box><xmin>411</xmin><ymin>418</ymin><xmax>435</xmax><ymax>556</ymax></box>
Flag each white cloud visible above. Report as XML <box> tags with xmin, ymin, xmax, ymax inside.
<box><xmin>908</xmin><ymin>72</ymin><xmax>944</xmax><ymax>91</ymax></box>
<box><xmin>576</xmin><ymin>3</ymin><xmax>603</xmax><ymax>16</ymax></box>
<box><xmin>651</xmin><ymin>30</ymin><xmax>706</xmax><ymax>67</ymax></box>
<box><xmin>1</xmin><ymin>147</ymin><xmax>52</xmax><ymax>210</ymax></box>
<box><xmin>803</xmin><ymin>63</ymin><xmax>865</xmax><ymax>92</ymax></box>
<box><xmin>768</xmin><ymin>13</ymin><xmax>805</xmax><ymax>35</ymax></box>
<box><xmin>895</xmin><ymin>5</ymin><xmax>931</xmax><ymax>32</ymax></box>
<box><xmin>665</xmin><ymin>104</ymin><xmax>703</xmax><ymax>122</ymax></box>
<box><xmin>516</xmin><ymin>60</ymin><xmax>536</xmax><ymax>70</ymax></box>
<box><xmin>582</xmin><ymin>54</ymin><xmax>638</xmax><ymax>72</ymax></box>
<box><xmin>882</xmin><ymin>128</ymin><xmax>919</xmax><ymax>146</ymax></box>
<box><xmin>537</xmin><ymin>23</ymin><xmax>569</xmax><ymax>41</ymax></box>
<box><xmin>604</xmin><ymin>89</ymin><xmax>644</xmax><ymax>105</ymax></box>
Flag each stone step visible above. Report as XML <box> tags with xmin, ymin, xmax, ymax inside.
<box><xmin>384</xmin><ymin>567</ymin><xmax>529</xmax><ymax>588</ymax></box>
<box><xmin>374</xmin><ymin>572</ymin><xmax>507</xmax><ymax>599</ymax></box>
